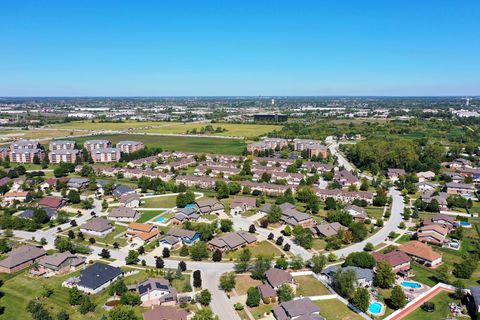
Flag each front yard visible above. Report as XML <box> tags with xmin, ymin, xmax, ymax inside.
<box><xmin>294</xmin><ymin>275</ymin><xmax>330</xmax><ymax>297</ymax></box>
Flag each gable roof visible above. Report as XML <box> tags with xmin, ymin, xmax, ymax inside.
<box><xmin>78</xmin><ymin>263</ymin><xmax>122</xmax><ymax>290</ymax></box>
<box><xmin>166</xmin><ymin>227</ymin><xmax>197</xmax><ymax>240</ymax></box>
<box><xmin>109</xmin><ymin>207</ymin><xmax>139</xmax><ymax>218</ymax></box>
<box><xmin>39</xmin><ymin>196</ymin><xmax>65</xmax><ymax>208</ymax></box>
<box><xmin>273</xmin><ymin>298</ymin><xmax>320</xmax><ymax>320</ymax></box>
<box><xmin>208</xmin><ymin>231</ymin><xmax>257</xmax><ymax>250</ymax></box>
<box><xmin>0</xmin><ymin>245</ymin><xmax>46</xmax><ymax>269</ymax></box>
<box><xmin>399</xmin><ymin>240</ymin><xmax>442</xmax><ymax>262</ymax></box>
<box><xmin>38</xmin><ymin>251</ymin><xmax>85</xmax><ymax>268</ymax></box>
<box><xmin>371</xmin><ymin>250</ymin><xmax>410</xmax><ymax>268</ymax></box>
<box><xmin>143</xmin><ymin>306</ymin><xmax>188</xmax><ymax>320</ymax></box>
<box><xmin>80</xmin><ymin>218</ymin><xmax>113</xmax><ymax>232</ymax></box>
<box><xmin>265</xmin><ymin>268</ymin><xmax>293</xmax><ymax>288</ymax></box>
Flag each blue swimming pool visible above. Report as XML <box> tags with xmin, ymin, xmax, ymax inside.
<box><xmin>369</xmin><ymin>302</ymin><xmax>383</xmax><ymax>315</ymax></box>
<box><xmin>185</xmin><ymin>203</ymin><xmax>195</xmax><ymax>209</ymax></box>
<box><xmin>401</xmin><ymin>281</ymin><xmax>422</xmax><ymax>289</ymax></box>
<box><xmin>459</xmin><ymin>221</ymin><xmax>471</xmax><ymax>227</ymax></box>
<box><xmin>156</xmin><ymin>217</ymin><xmax>167</xmax><ymax>223</ymax></box>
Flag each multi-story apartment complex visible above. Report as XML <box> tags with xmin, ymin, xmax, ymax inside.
<box><xmin>246</xmin><ymin>138</ymin><xmax>288</xmax><ymax>153</ymax></box>
<box><xmin>49</xmin><ymin>140</ymin><xmax>76</xmax><ymax>150</ymax></box>
<box><xmin>92</xmin><ymin>148</ymin><xmax>121</xmax><ymax>163</ymax></box>
<box><xmin>10</xmin><ymin>148</ymin><xmax>45</xmax><ymax>163</ymax></box>
<box><xmin>117</xmin><ymin>141</ymin><xmax>144</xmax><ymax>154</ymax></box>
<box><xmin>293</xmin><ymin>139</ymin><xmax>329</xmax><ymax>158</ymax></box>
<box><xmin>49</xmin><ymin>149</ymin><xmax>81</xmax><ymax>164</ymax></box>
<box><xmin>10</xmin><ymin>140</ymin><xmax>40</xmax><ymax>150</ymax></box>
<box><xmin>84</xmin><ymin>139</ymin><xmax>112</xmax><ymax>152</ymax></box>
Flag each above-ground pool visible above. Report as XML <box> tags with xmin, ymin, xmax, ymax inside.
<box><xmin>401</xmin><ymin>281</ymin><xmax>422</xmax><ymax>289</ymax></box>
<box><xmin>369</xmin><ymin>302</ymin><xmax>383</xmax><ymax>315</ymax></box>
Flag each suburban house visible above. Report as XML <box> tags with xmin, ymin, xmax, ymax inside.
<box><xmin>371</xmin><ymin>250</ymin><xmax>411</xmax><ymax>273</ymax></box>
<box><xmin>343</xmin><ymin>205</ymin><xmax>367</xmax><ymax>222</ymax></box>
<box><xmin>421</xmin><ymin>191</ymin><xmax>449</xmax><ymax>211</ymax></box>
<box><xmin>387</xmin><ymin>168</ymin><xmax>406</xmax><ymax>182</ymax></box>
<box><xmin>322</xmin><ymin>265</ymin><xmax>374</xmax><ymax>287</ymax></box>
<box><xmin>311</xmin><ymin>222</ymin><xmax>347</xmax><ymax>238</ymax></box>
<box><xmin>37</xmin><ymin>251</ymin><xmax>86</xmax><ymax>274</ymax></box>
<box><xmin>76</xmin><ymin>263</ymin><xmax>123</xmax><ymax>294</ymax></box>
<box><xmin>314</xmin><ymin>188</ymin><xmax>374</xmax><ymax>205</ymax></box>
<box><xmin>119</xmin><ymin>193</ymin><xmax>141</xmax><ymax>208</ymax></box>
<box><xmin>117</xmin><ymin>140</ymin><xmax>145</xmax><ymax>154</ymax></box>
<box><xmin>162</xmin><ymin>227</ymin><xmax>200</xmax><ymax>247</ymax></box>
<box><xmin>399</xmin><ymin>240</ymin><xmax>442</xmax><ymax>267</ymax></box>
<box><xmin>130</xmin><ymin>278</ymin><xmax>177</xmax><ymax>307</ymax></box>
<box><xmin>445</xmin><ymin>182</ymin><xmax>475</xmax><ymax>195</ymax></box>
<box><xmin>195</xmin><ymin>198</ymin><xmax>225</xmax><ymax>215</ymax></box>
<box><xmin>2</xmin><ymin>190</ymin><xmax>31</xmax><ymax>204</ymax></box>
<box><xmin>67</xmin><ymin>177</ymin><xmax>89</xmax><ymax>190</ymax></box>
<box><xmin>127</xmin><ymin>155</ymin><xmax>159</xmax><ymax>167</ymax></box>
<box><xmin>0</xmin><ymin>245</ymin><xmax>46</xmax><ymax>273</ymax></box>
<box><xmin>272</xmin><ymin>298</ymin><xmax>323</xmax><ymax>320</ymax></box>
<box><xmin>79</xmin><ymin>218</ymin><xmax>114</xmax><ymax>237</ymax></box>
<box><xmin>265</xmin><ymin>268</ymin><xmax>295</xmax><ymax>290</ymax></box>
<box><xmin>172</xmin><ymin>208</ymin><xmax>201</xmax><ymax>224</ymax></box>
<box><xmin>279</xmin><ymin>203</ymin><xmax>315</xmax><ymax>228</ymax></box>
<box><xmin>108</xmin><ymin>207</ymin><xmax>140</xmax><ymax>222</ymax></box>
<box><xmin>416</xmin><ymin>181</ymin><xmax>436</xmax><ymax>192</ymax></box>
<box><xmin>430</xmin><ymin>214</ymin><xmax>456</xmax><ymax>230</ymax></box>
<box><xmin>417</xmin><ymin>224</ymin><xmax>448</xmax><ymax>245</ymax></box>
<box><xmin>230</xmin><ymin>196</ymin><xmax>257</xmax><ymax>215</ymax></box>
<box><xmin>112</xmin><ymin>185</ymin><xmax>135</xmax><ymax>197</ymax></box>
<box><xmin>39</xmin><ymin>196</ymin><xmax>66</xmax><ymax>209</ymax></box>
<box><xmin>21</xmin><ymin>207</ymin><xmax>57</xmax><ymax>220</ymax></box>
<box><xmin>127</xmin><ymin>222</ymin><xmax>160</xmax><ymax>245</ymax></box>
<box><xmin>417</xmin><ymin>171</ymin><xmax>435</xmax><ymax>182</ymax></box>
<box><xmin>444</xmin><ymin>172</ymin><xmax>465</xmax><ymax>183</ymax></box>
<box><xmin>258</xmin><ymin>283</ymin><xmax>278</xmax><ymax>304</ymax></box>
<box><xmin>143</xmin><ymin>306</ymin><xmax>189</xmax><ymax>320</ymax></box>
<box><xmin>449</xmin><ymin>158</ymin><xmax>472</xmax><ymax>169</ymax></box>
<box><xmin>240</xmin><ymin>181</ymin><xmax>293</xmax><ymax>196</ymax></box>
<box><xmin>208</xmin><ymin>231</ymin><xmax>257</xmax><ymax>252</ymax></box>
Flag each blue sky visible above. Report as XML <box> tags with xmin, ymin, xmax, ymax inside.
<box><xmin>1</xmin><ymin>0</ymin><xmax>479</xmax><ymax>96</ymax></box>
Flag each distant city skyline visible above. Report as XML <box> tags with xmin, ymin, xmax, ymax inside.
<box><xmin>1</xmin><ymin>0</ymin><xmax>479</xmax><ymax>96</ymax></box>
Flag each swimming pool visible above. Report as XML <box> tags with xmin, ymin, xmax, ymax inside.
<box><xmin>185</xmin><ymin>203</ymin><xmax>195</xmax><ymax>209</ymax></box>
<box><xmin>401</xmin><ymin>281</ymin><xmax>422</xmax><ymax>289</ymax></box>
<box><xmin>156</xmin><ymin>217</ymin><xmax>167</xmax><ymax>223</ymax></box>
<box><xmin>369</xmin><ymin>302</ymin><xmax>383</xmax><ymax>315</ymax></box>
<box><xmin>459</xmin><ymin>221</ymin><xmax>471</xmax><ymax>227</ymax></box>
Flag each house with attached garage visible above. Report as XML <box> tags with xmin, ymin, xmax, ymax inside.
<box><xmin>194</xmin><ymin>198</ymin><xmax>225</xmax><ymax>216</ymax></box>
<box><xmin>172</xmin><ymin>207</ymin><xmax>201</xmax><ymax>224</ymax></box>
<box><xmin>279</xmin><ymin>202</ymin><xmax>315</xmax><ymax>228</ymax></box>
<box><xmin>39</xmin><ymin>196</ymin><xmax>66</xmax><ymax>209</ymax></box>
<box><xmin>20</xmin><ymin>207</ymin><xmax>57</xmax><ymax>220</ymax></box>
<box><xmin>127</xmin><ymin>222</ymin><xmax>160</xmax><ymax>245</ymax></box>
<box><xmin>108</xmin><ymin>207</ymin><xmax>140</xmax><ymax>222</ymax></box>
<box><xmin>0</xmin><ymin>245</ymin><xmax>46</xmax><ymax>273</ymax></box>
<box><xmin>372</xmin><ymin>250</ymin><xmax>411</xmax><ymax>273</ymax></box>
<box><xmin>129</xmin><ymin>278</ymin><xmax>177</xmax><ymax>307</ymax></box>
<box><xmin>445</xmin><ymin>182</ymin><xmax>475</xmax><ymax>196</ymax></box>
<box><xmin>76</xmin><ymin>263</ymin><xmax>123</xmax><ymax>294</ymax></box>
<box><xmin>112</xmin><ymin>185</ymin><xmax>135</xmax><ymax>197</ymax></box>
<box><xmin>2</xmin><ymin>190</ymin><xmax>31</xmax><ymax>204</ymax></box>
<box><xmin>311</xmin><ymin>222</ymin><xmax>347</xmax><ymax>238</ymax></box>
<box><xmin>272</xmin><ymin>298</ymin><xmax>323</xmax><ymax>320</ymax></box>
<box><xmin>119</xmin><ymin>193</ymin><xmax>141</xmax><ymax>208</ymax></box>
<box><xmin>399</xmin><ymin>240</ymin><xmax>442</xmax><ymax>267</ymax></box>
<box><xmin>230</xmin><ymin>196</ymin><xmax>257</xmax><ymax>215</ymax></box>
<box><xmin>37</xmin><ymin>251</ymin><xmax>86</xmax><ymax>275</ymax></box>
<box><xmin>79</xmin><ymin>218</ymin><xmax>114</xmax><ymax>237</ymax></box>
<box><xmin>343</xmin><ymin>205</ymin><xmax>367</xmax><ymax>222</ymax></box>
<box><xmin>322</xmin><ymin>265</ymin><xmax>374</xmax><ymax>287</ymax></box>
<box><xmin>208</xmin><ymin>231</ymin><xmax>257</xmax><ymax>252</ymax></box>
<box><xmin>161</xmin><ymin>227</ymin><xmax>200</xmax><ymax>248</ymax></box>
<box><xmin>67</xmin><ymin>177</ymin><xmax>89</xmax><ymax>190</ymax></box>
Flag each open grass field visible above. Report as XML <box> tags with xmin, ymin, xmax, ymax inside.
<box><xmin>403</xmin><ymin>291</ymin><xmax>461</xmax><ymax>320</ymax></box>
<box><xmin>142</xmin><ymin>195</ymin><xmax>179</xmax><ymax>208</ymax></box>
<box><xmin>224</xmin><ymin>241</ymin><xmax>283</xmax><ymax>259</ymax></box>
<box><xmin>72</xmin><ymin>134</ymin><xmax>246</xmax><ymax>154</ymax></box>
<box><xmin>314</xmin><ymin>298</ymin><xmax>363</xmax><ymax>320</ymax></box>
<box><xmin>51</xmin><ymin>120</ymin><xmax>178</xmax><ymax>131</ymax></box>
<box><xmin>134</xmin><ymin>123</ymin><xmax>283</xmax><ymax>139</ymax></box>
<box><xmin>0</xmin><ymin>128</ymin><xmax>75</xmax><ymax>144</ymax></box>
<box><xmin>294</xmin><ymin>275</ymin><xmax>331</xmax><ymax>296</ymax></box>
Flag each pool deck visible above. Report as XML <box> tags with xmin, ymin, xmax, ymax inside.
<box><xmin>384</xmin><ymin>283</ymin><xmax>455</xmax><ymax>320</ymax></box>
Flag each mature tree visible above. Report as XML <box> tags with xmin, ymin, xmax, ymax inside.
<box><xmin>251</xmin><ymin>255</ymin><xmax>272</xmax><ymax>280</ymax></box>
<box><xmin>189</xmin><ymin>241</ymin><xmax>209</xmax><ymax>261</ymax></box>
<box><xmin>309</xmin><ymin>254</ymin><xmax>327</xmax><ymax>273</ymax></box>
<box><xmin>79</xmin><ymin>295</ymin><xmax>96</xmax><ymax>314</ymax></box>
<box><xmin>390</xmin><ymin>285</ymin><xmax>407</xmax><ymax>309</ymax></box>
<box><xmin>191</xmin><ymin>308</ymin><xmax>219</xmax><ymax>320</ymax></box>
<box><xmin>215</xmin><ymin>181</ymin><xmax>230</xmax><ymax>199</ymax></box>
<box><xmin>57</xmin><ymin>310</ymin><xmax>69</xmax><ymax>320</ymax></box>
<box><xmin>162</xmin><ymin>247</ymin><xmax>170</xmax><ymax>258</ymax></box>
<box><xmin>453</xmin><ymin>256</ymin><xmax>478</xmax><ymax>279</ymax></box>
<box><xmin>99</xmin><ymin>248</ymin><xmax>111</xmax><ymax>259</ymax></box>
<box><xmin>350</xmin><ymin>287</ymin><xmax>370</xmax><ymax>312</ymax></box>
<box><xmin>246</xmin><ymin>287</ymin><xmax>261</xmax><ymax>307</ymax></box>
<box><xmin>294</xmin><ymin>228</ymin><xmax>313</xmax><ymax>249</ymax></box>
<box><xmin>275</xmin><ymin>257</ymin><xmax>289</xmax><ymax>270</ymax></box>
<box><xmin>333</xmin><ymin>269</ymin><xmax>357</xmax><ymax>299</ymax></box>
<box><xmin>120</xmin><ymin>292</ymin><xmax>141</xmax><ymax>306</ymax></box>
<box><xmin>108</xmin><ymin>279</ymin><xmax>128</xmax><ymax>296</ymax></box>
<box><xmin>155</xmin><ymin>256</ymin><xmax>164</xmax><ymax>269</ymax></box>
<box><xmin>349</xmin><ymin>222</ymin><xmax>368</xmax><ymax>242</ymax></box>
<box><xmin>219</xmin><ymin>272</ymin><xmax>236</xmax><ymax>292</ymax></box>
<box><xmin>196</xmin><ymin>289</ymin><xmax>212</xmax><ymax>306</ymax></box>
<box><xmin>178</xmin><ymin>261</ymin><xmax>187</xmax><ymax>272</ymax></box>
<box><xmin>267</xmin><ymin>204</ymin><xmax>282</xmax><ymax>223</ymax></box>
<box><xmin>289</xmin><ymin>255</ymin><xmax>304</xmax><ymax>270</ymax></box>
<box><xmin>219</xmin><ymin>219</ymin><xmax>233</xmax><ymax>232</ymax></box>
<box><xmin>374</xmin><ymin>261</ymin><xmax>395</xmax><ymax>288</ymax></box>
<box><xmin>234</xmin><ymin>248</ymin><xmax>251</xmax><ymax>273</ymax></box>
<box><xmin>277</xmin><ymin>283</ymin><xmax>295</xmax><ymax>302</ymax></box>
<box><xmin>344</xmin><ymin>252</ymin><xmax>376</xmax><ymax>269</ymax></box>
<box><xmin>125</xmin><ymin>250</ymin><xmax>139</xmax><ymax>265</ymax></box>
<box><xmin>67</xmin><ymin>190</ymin><xmax>81</xmax><ymax>204</ymax></box>
<box><xmin>193</xmin><ymin>270</ymin><xmax>202</xmax><ymax>288</ymax></box>
<box><xmin>108</xmin><ymin>305</ymin><xmax>139</xmax><ymax>320</ymax></box>
<box><xmin>248</xmin><ymin>224</ymin><xmax>256</xmax><ymax>233</ymax></box>
<box><xmin>212</xmin><ymin>249</ymin><xmax>222</xmax><ymax>262</ymax></box>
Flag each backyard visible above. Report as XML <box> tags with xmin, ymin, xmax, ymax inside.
<box><xmin>403</xmin><ymin>291</ymin><xmax>462</xmax><ymax>320</ymax></box>
<box><xmin>314</xmin><ymin>298</ymin><xmax>364</xmax><ymax>320</ymax></box>
<box><xmin>294</xmin><ymin>275</ymin><xmax>331</xmax><ymax>297</ymax></box>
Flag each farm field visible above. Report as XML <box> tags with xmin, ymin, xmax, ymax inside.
<box><xmin>0</xmin><ymin>128</ymin><xmax>74</xmax><ymax>143</ymax></box>
<box><xmin>71</xmin><ymin>134</ymin><xmax>246</xmax><ymax>155</ymax></box>
<box><xmin>50</xmin><ymin>120</ymin><xmax>178</xmax><ymax>131</ymax></box>
<box><xmin>134</xmin><ymin>123</ymin><xmax>283</xmax><ymax>139</ymax></box>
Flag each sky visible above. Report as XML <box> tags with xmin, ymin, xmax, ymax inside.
<box><xmin>0</xmin><ymin>0</ymin><xmax>479</xmax><ymax>96</ymax></box>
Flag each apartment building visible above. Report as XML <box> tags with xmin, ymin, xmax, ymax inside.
<box><xmin>84</xmin><ymin>139</ymin><xmax>112</xmax><ymax>152</ymax></box>
<box><xmin>117</xmin><ymin>140</ymin><xmax>145</xmax><ymax>154</ymax></box>
<box><xmin>92</xmin><ymin>148</ymin><xmax>121</xmax><ymax>163</ymax></box>
<box><xmin>49</xmin><ymin>149</ymin><xmax>81</xmax><ymax>164</ymax></box>
<box><xmin>49</xmin><ymin>140</ymin><xmax>76</xmax><ymax>150</ymax></box>
<box><xmin>293</xmin><ymin>139</ymin><xmax>329</xmax><ymax>158</ymax></box>
<box><xmin>10</xmin><ymin>148</ymin><xmax>45</xmax><ymax>163</ymax></box>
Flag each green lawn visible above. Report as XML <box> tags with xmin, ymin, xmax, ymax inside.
<box><xmin>403</xmin><ymin>291</ymin><xmax>461</xmax><ymax>320</ymax></box>
<box><xmin>136</xmin><ymin>210</ymin><xmax>165</xmax><ymax>223</ymax></box>
<box><xmin>249</xmin><ymin>302</ymin><xmax>277</xmax><ymax>319</ymax></box>
<box><xmin>366</xmin><ymin>206</ymin><xmax>384</xmax><ymax>220</ymax></box>
<box><xmin>234</xmin><ymin>274</ymin><xmax>263</xmax><ymax>295</ymax></box>
<box><xmin>314</xmin><ymin>299</ymin><xmax>363</xmax><ymax>320</ymax></box>
<box><xmin>51</xmin><ymin>120</ymin><xmax>178</xmax><ymax>131</ymax></box>
<box><xmin>294</xmin><ymin>275</ymin><xmax>331</xmax><ymax>296</ymax></box>
<box><xmin>142</xmin><ymin>195</ymin><xmax>178</xmax><ymax>208</ymax></box>
<box><xmin>224</xmin><ymin>241</ymin><xmax>283</xmax><ymax>260</ymax></box>
<box><xmin>72</xmin><ymin>134</ymin><xmax>247</xmax><ymax>155</ymax></box>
